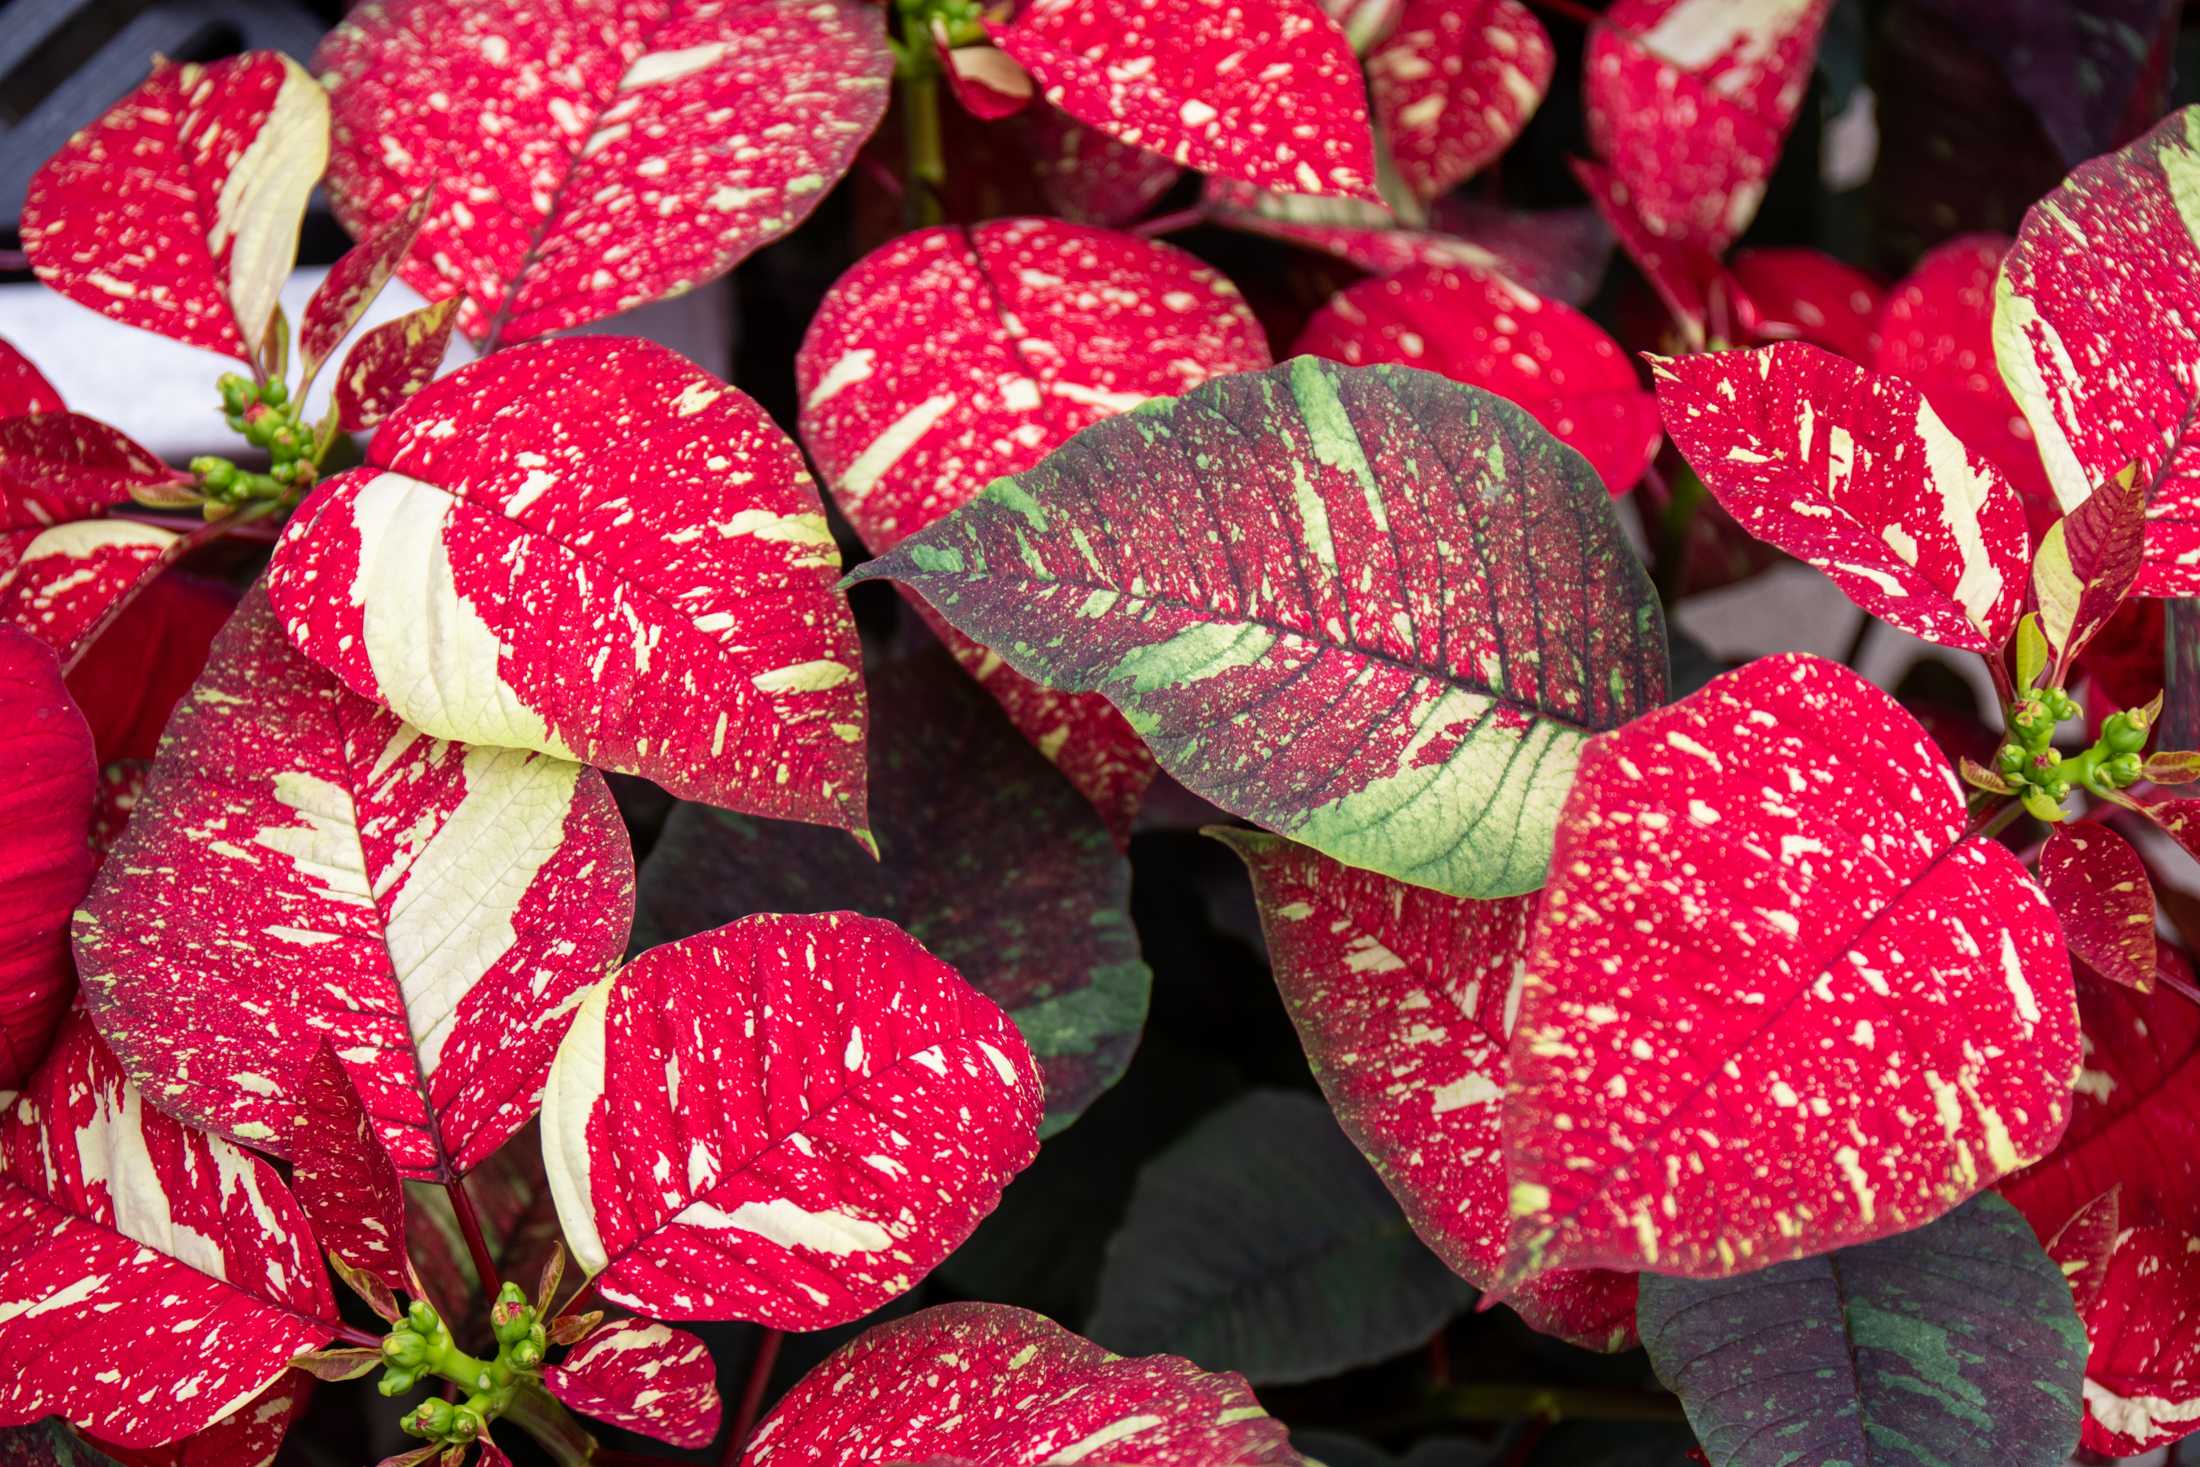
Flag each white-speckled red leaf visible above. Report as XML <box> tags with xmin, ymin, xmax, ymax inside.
<box><xmin>1994</xmin><ymin>106</ymin><xmax>2200</xmax><ymax>593</ymax></box>
<box><xmin>2038</xmin><ymin>821</ymin><xmax>2155</xmax><ymax>992</ymax></box>
<box><xmin>266</xmin><ymin>336</ymin><xmax>867</xmax><ymax>830</ymax></box>
<box><xmin>314</xmin><ymin>0</ymin><xmax>892</xmax><ymax>346</ymax></box>
<box><xmin>86</xmin><ymin>761</ymin><xmax>147</xmax><ymax>869</ymax></box>
<box><xmin>1652</xmin><ymin>342</ymin><xmax>2031</xmax><ymax>652</ymax></box>
<box><xmin>1503</xmin><ymin>653</ymin><xmax>2078</xmax><ymax>1284</ymax></box>
<box><xmin>21</xmin><ymin>53</ymin><xmax>327</xmax><ymax>361</ymax></box>
<box><xmin>1724</xmin><ymin>247</ymin><xmax>1884</xmax><ymax>362</ymax></box>
<box><xmin>1569</xmin><ymin>157</ymin><xmax>1725</xmax><ymax>349</ymax></box>
<box><xmin>0</xmin><ymin>413</ymin><xmax>182</xmax><ymax>523</ymax></box>
<box><xmin>1215</xmin><ymin>829</ymin><xmax>1638</xmax><ymax>1350</ymax></box>
<box><xmin>798</xmin><ymin>220</ymin><xmax>1268</xmax><ymax>838</ymax></box>
<box><xmin>299</xmin><ymin>191</ymin><xmax>433</xmax><ymax>380</ymax></box>
<box><xmin>1022</xmin><ymin>106</ymin><xmax>1183</xmax><ymax>227</ymax></box>
<box><xmin>1583</xmin><ymin>0</ymin><xmax>1830</xmax><ymax>254</ymax></box>
<box><xmin>331</xmin><ymin>298</ymin><xmax>460</xmax><ymax>431</ymax></box>
<box><xmin>0</xmin><ymin>521</ymin><xmax>180</xmax><ymax>667</ymax></box>
<box><xmin>540</xmin><ymin>912</ymin><xmax>1042</xmax><ymax>1327</ymax></box>
<box><xmin>291</xmin><ymin>1042</ymin><xmax>411</xmax><ymax>1291</ymax></box>
<box><xmin>1369</xmin><ymin>0</ymin><xmax>1551</xmax><ymax>201</ymax></box>
<box><xmin>1293</xmin><ymin>262</ymin><xmax>1661</xmax><ymax>496</ymax></box>
<box><xmin>995</xmin><ymin>0</ymin><xmax>1377</xmax><ymax>200</ymax></box>
<box><xmin>542</xmin><ymin>1318</ymin><xmax>721</xmax><ymax>1448</ymax></box>
<box><xmin>2074</xmin><ymin>1223</ymin><xmax>2200</xmax><ymax>1455</ymax></box>
<box><xmin>74</xmin><ymin>589</ymin><xmax>635</xmax><ymax>1179</ymax></box>
<box><xmin>86</xmin><ymin>1372</ymin><xmax>310</xmax><ymax>1467</ymax></box>
<box><xmin>740</xmin><ymin>1302</ymin><xmax>1299</xmax><ymax>1465</ymax></box>
<box><xmin>0</xmin><ymin>343</ymin><xmax>62</xmax><ymax>419</ymax></box>
<box><xmin>0</xmin><ymin>1010</ymin><xmax>338</xmax><ymax>1447</ymax></box>
<box><xmin>2003</xmin><ymin>953</ymin><xmax>2200</xmax><ymax>1245</ymax></box>
<box><xmin>936</xmin><ymin>31</ymin><xmax>1033</xmax><ymax>120</ymax></box>
<box><xmin>0</xmin><ymin>628</ymin><xmax>93</xmax><ymax>1088</ymax></box>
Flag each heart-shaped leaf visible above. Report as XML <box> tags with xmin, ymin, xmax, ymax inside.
<box><xmin>265</xmin><ymin>336</ymin><xmax>867</xmax><ymax>831</ymax></box>
<box><xmin>540</xmin><ymin>912</ymin><xmax>1042</xmax><ymax>1327</ymax></box>
<box><xmin>2074</xmin><ymin>1221</ymin><xmax>2200</xmax><ymax>1455</ymax></box>
<box><xmin>1583</xmin><ymin>0</ymin><xmax>1831</xmax><ymax>254</ymax></box>
<box><xmin>2002</xmin><ymin>953</ymin><xmax>2200</xmax><ymax>1245</ymax></box>
<box><xmin>1652</xmin><ymin>342</ymin><xmax>2030</xmax><ymax>651</ymax></box>
<box><xmin>1087</xmin><ymin>1088</ymin><xmax>1477</xmax><ymax>1383</ymax></box>
<box><xmin>637</xmin><ymin>650</ymin><xmax>1149</xmax><ymax>1137</ymax></box>
<box><xmin>1504</xmin><ymin>653</ymin><xmax>2078</xmax><ymax>1283</ymax></box>
<box><xmin>0</xmin><ymin>342</ymin><xmax>62</xmax><ymax>419</ymax></box>
<box><xmin>0</xmin><ymin>628</ymin><xmax>93</xmax><ymax>1088</ymax></box>
<box><xmin>315</xmin><ymin>0</ymin><xmax>892</xmax><ymax>346</ymax></box>
<box><xmin>852</xmin><ymin>357</ymin><xmax>1668</xmax><ymax>900</ymax></box>
<box><xmin>21</xmin><ymin>54</ymin><xmax>327</xmax><ymax>361</ymax></box>
<box><xmin>2033</xmin><ymin>459</ymin><xmax>2146</xmax><ymax>676</ymax></box>
<box><xmin>798</xmin><ymin>220</ymin><xmax>1270</xmax><ymax>839</ymax></box>
<box><xmin>75</xmin><ymin>589</ymin><xmax>634</xmax><ymax>1178</ymax></box>
<box><xmin>1293</xmin><ymin>262</ymin><xmax>1662</xmax><ymax>496</ymax></box>
<box><xmin>1216</xmin><ymin>829</ymin><xmax>1637</xmax><ymax>1349</ymax></box>
<box><xmin>1368</xmin><ymin>0</ymin><xmax>1552</xmax><ymax>201</ymax></box>
<box><xmin>542</xmin><ymin>1318</ymin><xmax>720</xmax><ymax>1449</ymax></box>
<box><xmin>2038</xmin><ymin>821</ymin><xmax>2155</xmax><ymax>991</ymax></box>
<box><xmin>995</xmin><ymin>0</ymin><xmax>1378</xmax><ymax>201</ymax></box>
<box><xmin>740</xmin><ymin>1302</ymin><xmax>1298</xmax><ymax>1465</ymax></box>
<box><xmin>291</xmin><ymin>1042</ymin><xmax>410</xmax><ymax>1292</ymax></box>
<box><xmin>1639</xmin><ymin>1193</ymin><xmax>2085</xmax><ymax>1467</ymax></box>
<box><xmin>1994</xmin><ymin>105</ymin><xmax>2200</xmax><ymax>592</ymax></box>
<box><xmin>0</xmin><ymin>1011</ymin><xmax>338</xmax><ymax>1447</ymax></box>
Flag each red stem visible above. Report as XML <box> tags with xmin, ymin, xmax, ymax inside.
<box><xmin>446</xmin><ymin>1176</ymin><xmax>501</xmax><ymax>1297</ymax></box>
<box><xmin>334</xmin><ymin>1322</ymin><xmax>383</xmax><ymax>1349</ymax></box>
<box><xmin>2158</xmin><ymin>962</ymin><xmax>2200</xmax><ymax>1011</ymax></box>
<box><xmin>722</xmin><ymin>1328</ymin><xmax>783</xmax><ymax>1464</ymax></box>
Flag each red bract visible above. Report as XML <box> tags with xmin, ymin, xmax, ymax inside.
<box><xmin>542</xmin><ymin>1319</ymin><xmax>720</xmax><ymax>1448</ymax></box>
<box><xmin>89</xmin><ymin>1367</ymin><xmax>308</xmax><ymax>1467</ymax></box>
<box><xmin>1995</xmin><ymin>106</ymin><xmax>2200</xmax><ymax>593</ymax></box>
<box><xmin>740</xmin><ymin>1302</ymin><xmax>1298</xmax><ymax>1465</ymax></box>
<box><xmin>2039</xmin><ymin>821</ymin><xmax>2155</xmax><ymax>992</ymax></box>
<box><xmin>1652</xmin><ymin>342</ymin><xmax>2031</xmax><ymax>652</ymax></box>
<box><xmin>330</xmin><ymin>299</ymin><xmax>460</xmax><ymax>432</ymax></box>
<box><xmin>1584</xmin><ymin>0</ymin><xmax>1830</xmax><ymax>256</ymax></box>
<box><xmin>62</xmin><ymin>570</ymin><xmax>241</xmax><ymax>764</ymax></box>
<box><xmin>266</xmin><ymin>336</ymin><xmax>868</xmax><ymax>831</ymax></box>
<box><xmin>2049</xmin><ymin>1187</ymin><xmax>2122</xmax><ymax>1317</ymax></box>
<box><xmin>0</xmin><ymin>413</ymin><xmax>180</xmax><ymax>523</ymax></box>
<box><xmin>0</xmin><ymin>521</ymin><xmax>178</xmax><ymax>669</ymax></box>
<box><xmin>0</xmin><ymin>342</ymin><xmax>62</xmax><ymax>419</ymax></box>
<box><xmin>1293</xmin><ymin>262</ymin><xmax>1662</xmax><ymax>496</ymax></box>
<box><xmin>21</xmin><ymin>54</ymin><xmax>327</xmax><ymax>362</ymax></box>
<box><xmin>2075</xmin><ymin>1224</ymin><xmax>2200</xmax><ymax>1455</ymax></box>
<box><xmin>1504</xmin><ymin>653</ymin><xmax>2078</xmax><ymax>1283</ymax></box>
<box><xmin>2033</xmin><ymin>452</ymin><xmax>2146</xmax><ymax>677</ymax></box>
<box><xmin>1022</xmin><ymin>107</ymin><xmax>1183</xmax><ymax>227</ymax></box>
<box><xmin>74</xmin><ymin>591</ymin><xmax>634</xmax><ymax>1178</ymax></box>
<box><xmin>2003</xmin><ymin>954</ymin><xmax>2200</xmax><ymax>1243</ymax></box>
<box><xmin>0</xmin><ymin>1011</ymin><xmax>337</xmax><ymax>1446</ymax></box>
<box><xmin>540</xmin><ymin>912</ymin><xmax>1042</xmax><ymax>1327</ymax></box>
<box><xmin>315</xmin><ymin>0</ymin><xmax>893</xmax><ymax>346</ymax></box>
<box><xmin>995</xmin><ymin>0</ymin><xmax>1377</xmax><ymax>200</ymax></box>
<box><xmin>0</xmin><ymin>628</ymin><xmax>94</xmax><ymax>1088</ymax></box>
<box><xmin>1724</xmin><ymin>247</ymin><xmax>1885</xmax><ymax>362</ymax></box>
<box><xmin>798</xmin><ymin>220</ymin><xmax>1268</xmax><ymax>837</ymax></box>
<box><xmin>298</xmin><ymin>191</ymin><xmax>433</xmax><ymax>379</ymax></box>
<box><xmin>1217</xmin><ymin>830</ymin><xmax>1638</xmax><ymax>1350</ymax></box>
<box><xmin>1367</xmin><ymin>0</ymin><xmax>1552</xmax><ymax>202</ymax></box>
<box><xmin>291</xmin><ymin>1043</ymin><xmax>411</xmax><ymax>1293</ymax></box>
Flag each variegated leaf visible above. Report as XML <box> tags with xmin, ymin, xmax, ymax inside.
<box><xmin>332</xmin><ymin>299</ymin><xmax>459</xmax><ymax>431</ymax></box>
<box><xmin>1367</xmin><ymin>0</ymin><xmax>1552</xmax><ymax>201</ymax></box>
<box><xmin>2038</xmin><ymin>821</ymin><xmax>2155</xmax><ymax>992</ymax></box>
<box><xmin>291</xmin><ymin>1042</ymin><xmax>411</xmax><ymax>1291</ymax></box>
<box><xmin>2033</xmin><ymin>459</ymin><xmax>2146</xmax><ymax>676</ymax></box>
<box><xmin>0</xmin><ymin>342</ymin><xmax>62</xmax><ymax>419</ymax></box>
<box><xmin>542</xmin><ymin>1318</ymin><xmax>720</xmax><ymax>1449</ymax></box>
<box><xmin>299</xmin><ymin>190</ymin><xmax>433</xmax><ymax>379</ymax></box>
<box><xmin>2075</xmin><ymin>1222</ymin><xmax>2200</xmax><ymax>1455</ymax></box>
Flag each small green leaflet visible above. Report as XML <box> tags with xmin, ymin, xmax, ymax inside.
<box><xmin>849</xmin><ymin>358</ymin><xmax>1667</xmax><ymax>899</ymax></box>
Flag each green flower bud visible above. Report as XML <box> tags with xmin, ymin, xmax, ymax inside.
<box><xmin>217</xmin><ymin>374</ymin><xmax>255</xmax><ymax>413</ymax></box>
<box><xmin>509</xmin><ymin>1338</ymin><xmax>544</xmax><ymax>1370</ymax></box>
<box><xmin>2107</xmin><ymin>752</ymin><xmax>2144</xmax><ymax>787</ymax></box>
<box><xmin>407</xmin><ymin>1398</ymin><xmax>454</xmax><ymax>1438</ymax></box>
<box><xmin>377</xmin><ymin>1368</ymin><xmax>418</xmax><ymax>1397</ymax></box>
<box><xmin>447</xmin><ymin>1406</ymin><xmax>483</xmax><ymax>1443</ymax></box>
<box><xmin>2104</xmin><ymin>711</ymin><xmax>2151</xmax><ymax>756</ymax></box>
<box><xmin>382</xmin><ymin>1330</ymin><xmax>430</xmax><ymax>1368</ymax></box>
<box><xmin>1996</xmin><ymin>744</ymin><xmax>2025</xmax><ymax>774</ymax></box>
<box><xmin>259</xmin><ymin>380</ymin><xmax>288</xmax><ymax>406</ymax></box>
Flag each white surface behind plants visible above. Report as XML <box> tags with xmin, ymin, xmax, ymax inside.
<box><xmin>0</xmin><ymin>269</ymin><xmax>732</xmax><ymax>461</ymax></box>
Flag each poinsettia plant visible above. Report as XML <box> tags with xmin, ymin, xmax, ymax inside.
<box><xmin>3</xmin><ymin>1</ymin><xmax>2199</xmax><ymax>1465</ymax></box>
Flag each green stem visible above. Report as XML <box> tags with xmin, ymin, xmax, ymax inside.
<box><xmin>1652</xmin><ymin>466</ymin><xmax>1705</xmax><ymax>608</ymax></box>
<box><xmin>901</xmin><ymin>64</ymin><xmax>946</xmax><ymax>227</ymax></box>
<box><xmin>503</xmin><ymin>1380</ymin><xmax>596</xmax><ymax>1467</ymax></box>
<box><xmin>1971</xmin><ymin>799</ymin><xmax>2025</xmax><ymax>842</ymax></box>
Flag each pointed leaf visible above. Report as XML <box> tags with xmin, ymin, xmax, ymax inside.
<box><xmin>0</xmin><ymin>628</ymin><xmax>94</xmax><ymax>1088</ymax></box>
<box><xmin>542</xmin><ymin>1318</ymin><xmax>720</xmax><ymax>1449</ymax></box>
<box><xmin>541</xmin><ymin>912</ymin><xmax>1042</xmax><ymax>1326</ymax></box>
<box><xmin>291</xmin><ymin>1042</ymin><xmax>410</xmax><ymax>1291</ymax></box>
<box><xmin>0</xmin><ymin>1012</ymin><xmax>337</xmax><ymax>1446</ymax></box>
<box><xmin>2033</xmin><ymin>460</ymin><xmax>2145</xmax><ymax>674</ymax></box>
<box><xmin>300</xmin><ymin>190</ymin><xmax>434</xmax><ymax>378</ymax></box>
<box><xmin>0</xmin><ymin>414</ymin><xmax>181</xmax><ymax>523</ymax></box>
<box><xmin>315</xmin><ymin>0</ymin><xmax>892</xmax><ymax>346</ymax></box>
<box><xmin>1584</xmin><ymin>0</ymin><xmax>1831</xmax><ymax>254</ymax></box>
<box><xmin>740</xmin><ymin>1302</ymin><xmax>1297</xmax><ymax>1465</ymax></box>
<box><xmin>2002</xmin><ymin>953</ymin><xmax>2200</xmax><ymax>1246</ymax></box>
<box><xmin>2046</xmin><ymin>1186</ymin><xmax>2120</xmax><ymax>1318</ymax></box>
<box><xmin>21</xmin><ymin>54</ymin><xmax>327</xmax><ymax>361</ymax></box>
<box><xmin>1639</xmin><ymin>1193</ymin><xmax>2085</xmax><ymax>1467</ymax></box>
<box><xmin>75</xmin><ymin>590</ymin><xmax>634</xmax><ymax>1178</ymax></box>
<box><xmin>332</xmin><ymin>298</ymin><xmax>459</xmax><ymax>431</ymax></box>
<box><xmin>1216</xmin><ymin>829</ymin><xmax>1636</xmax><ymax>1349</ymax></box>
<box><xmin>994</xmin><ymin>0</ymin><xmax>1378</xmax><ymax>200</ymax></box>
<box><xmin>2038</xmin><ymin>820</ymin><xmax>2155</xmax><ymax>992</ymax></box>
<box><xmin>853</xmin><ymin>358</ymin><xmax>1667</xmax><ymax>900</ymax></box>
<box><xmin>2013</xmin><ymin>611</ymin><xmax>2048</xmax><ymax>691</ymax></box>
<box><xmin>1652</xmin><ymin>342</ymin><xmax>2030</xmax><ymax>651</ymax></box>
<box><xmin>290</xmin><ymin>1348</ymin><xmax>381</xmax><ymax>1383</ymax></box>
<box><xmin>2148</xmin><ymin>749</ymin><xmax>2200</xmax><ymax>784</ymax></box>
<box><xmin>266</xmin><ymin>336</ymin><xmax>867</xmax><ymax>829</ymax></box>
<box><xmin>1504</xmin><ymin>653</ymin><xmax>2079</xmax><ymax>1283</ymax></box>
<box><xmin>798</xmin><ymin>220</ymin><xmax>1270</xmax><ymax>837</ymax></box>
<box><xmin>2075</xmin><ymin>1222</ymin><xmax>2200</xmax><ymax>1455</ymax></box>
<box><xmin>1087</xmin><ymin>1089</ymin><xmax>1476</xmax><ymax>1383</ymax></box>
<box><xmin>1570</xmin><ymin>157</ymin><xmax>1725</xmax><ymax>351</ymax></box>
<box><xmin>637</xmin><ymin>651</ymin><xmax>1149</xmax><ymax>1136</ymax></box>
<box><xmin>1723</xmin><ymin>248</ymin><xmax>1885</xmax><ymax>363</ymax></box>
<box><xmin>1292</xmin><ymin>262</ymin><xmax>1662</xmax><ymax>496</ymax></box>
<box><xmin>0</xmin><ymin>343</ymin><xmax>63</xmax><ymax>420</ymax></box>
<box><xmin>1994</xmin><ymin>105</ymin><xmax>2200</xmax><ymax>592</ymax></box>
<box><xmin>1367</xmin><ymin>0</ymin><xmax>1552</xmax><ymax>201</ymax></box>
